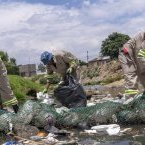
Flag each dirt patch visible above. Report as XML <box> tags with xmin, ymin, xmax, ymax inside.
<box><xmin>80</xmin><ymin>60</ymin><xmax>124</xmax><ymax>86</ymax></box>
<box><xmin>104</xmin><ymin>79</ymin><xmax>125</xmax><ymax>87</ymax></box>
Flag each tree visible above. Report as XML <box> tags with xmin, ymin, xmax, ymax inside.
<box><xmin>6</xmin><ymin>57</ymin><xmax>19</xmax><ymax>75</ymax></box>
<box><xmin>100</xmin><ymin>32</ymin><xmax>130</xmax><ymax>59</ymax></box>
<box><xmin>6</xmin><ymin>62</ymin><xmax>19</xmax><ymax>75</ymax></box>
<box><xmin>79</xmin><ymin>60</ymin><xmax>87</xmax><ymax>66</ymax></box>
<box><xmin>0</xmin><ymin>51</ymin><xmax>9</xmax><ymax>62</ymax></box>
<box><xmin>0</xmin><ymin>51</ymin><xmax>19</xmax><ymax>75</ymax></box>
<box><xmin>10</xmin><ymin>57</ymin><xmax>16</xmax><ymax>65</ymax></box>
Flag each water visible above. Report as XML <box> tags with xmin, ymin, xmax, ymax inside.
<box><xmin>82</xmin><ymin>85</ymin><xmax>143</xmax><ymax>144</ymax></box>
<box><xmin>77</xmin><ymin>125</ymin><xmax>145</xmax><ymax>145</ymax></box>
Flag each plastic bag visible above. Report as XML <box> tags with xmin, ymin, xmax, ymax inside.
<box><xmin>91</xmin><ymin>124</ymin><xmax>120</xmax><ymax>135</ymax></box>
<box><xmin>54</xmin><ymin>75</ymin><xmax>87</xmax><ymax>108</ymax></box>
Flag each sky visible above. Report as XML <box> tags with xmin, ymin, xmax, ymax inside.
<box><xmin>0</xmin><ymin>0</ymin><xmax>145</xmax><ymax>65</ymax></box>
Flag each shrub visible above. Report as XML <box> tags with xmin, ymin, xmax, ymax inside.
<box><xmin>39</xmin><ymin>73</ymin><xmax>60</xmax><ymax>85</ymax></box>
<box><xmin>8</xmin><ymin>75</ymin><xmax>43</xmax><ymax>102</ymax></box>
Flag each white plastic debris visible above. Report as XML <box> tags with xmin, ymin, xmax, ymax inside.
<box><xmin>91</xmin><ymin>124</ymin><xmax>120</xmax><ymax>135</ymax></box>
<box><xmin>84</xmin><ymin>130</ymin><xmax>97</xmax><ymax>134</ymax></box>
<box><xmin>56</xmin><ymin>107</ymin><xmax>69</xmax><ymax>114</ymax></box>
<box><xmin>8</xmin><ymin>122</ymin><xmax>13</xmax><ymax>132</ymax></box>
<box><xmin>37</xmin><ymin>92</ymin><xmax>54</xmax><ymax>105</ymax></box>
<box><xmin>37</xmin><ymin>92</ymin><xmax>49</xmax><ymax>99</ymax></box>
<box><xmin>120</xmin><ymin>128</ymin><xmax>132</xmax><ymax>133</ymax></box>
<box><xmin>106</xmin><ymin>125</ymin><xmax>120</xmax><ymax>135</ymax></box>
<box><xmin>87</xmin><ymin>103</ymin><xmax>96</xmax><ymax>106</ymax></box>
<box><xmin>44</xmin><ymin>133</ymin><xmax>58</xmax><ymax>144</ymax></box>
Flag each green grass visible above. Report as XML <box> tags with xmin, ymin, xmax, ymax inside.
<box><xmin>8</xmin><ymin>75</ymin><xmax>44</xmax><ymax>102</ymax></box>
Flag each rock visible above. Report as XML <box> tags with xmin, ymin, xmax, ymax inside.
<box><xmin>44</xmin><ymin>125</ymin><xmax>59</xmax><ymax>134</ymax></box>
<box><xmin>13</xmin><ymin>124</ymin><xmax>39</xmax><ymax>139</ymax></box>
<box><xmin>77</xmin><ymin>122</ymin><xmax>89</xmax><ymax>130</ymax></box>
<box><xmin>30</xmin><ymin>136</ymin><xmax>43</xmax><ymax>141</ymax></box>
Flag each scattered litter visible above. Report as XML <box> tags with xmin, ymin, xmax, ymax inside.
<box><xmin>87</xmin><ymin>103</ymin><xmax>96</xmax><ymax>106</ymax></box>
<box><xmin>23</xmin><ymin>140</ymin><xmax>30</xmax><ymax>144</ymax></box>
<box><xmin>84</xmin><ymin>130</ymin><xmax>97</xmax><ymax>134</ymax></box>
<box><xmin>37</xmin><ymin>92</ymin><xmax>54</xmax><ymax>105</ymax></box>
<box><xmin>106</xmin><ymin>124</ymin><xmax>120</xmax><ymax>135</ymax></box>
<box><xmin>2</xmin><ymin>141</ymin><xmax>18</xmax><ymax>145</ymax></box>
<box><xmin>30</xmin><ymin>136</ymin><xmax>44</xmax><ymax>141</ymax></box>
<box><xmin>44</xmin><ymin>133</ymin><xmax>59</xmax><ymax>144</ymax></box>
<box><xmin>37</xmin><ymin>131</ymin><xmax>47</xmax><ymax>137</ymax></box>
<box><xmin>55</xmin><ymin>107</ymin><xmax>69</xmax><ymax>114</ymax></box>
<box><xmin>91</xmin><ymin>124</ymin><xmax>120</xmax><ymax>135</ymax></box>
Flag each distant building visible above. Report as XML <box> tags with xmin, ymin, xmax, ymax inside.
<box><xmin>19</xmin><ymin>64</ymin><xmax>36</xmax><ymax>77</ymax></box>
<box><xmin>36</xmin><ymin>70</ymin><xmax>47</xmax><ymax>75</ymax></box>
<box><xmin>89</xmin><ymin>56</ymin><xmax>111</xmax><ymax>66</ymax></box>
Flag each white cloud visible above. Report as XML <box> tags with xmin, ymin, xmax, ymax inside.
<box><xmin>0</xmin><ymin>0</ymin><xmax>145</xmax><ymax>65</ymax></box>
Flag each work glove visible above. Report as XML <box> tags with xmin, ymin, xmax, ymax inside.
<box><xmin>122</xmin><ymin>47</ymin><xmax>128</xmax><ymax>55</ymax></box>
<box><xmin>58</xmin><ymin>81</ymin><xmax>65</xmax><ymax>86</ymax></box>
<box><xmin>43</xmin><ymin>88</ymin><xmax>48</xmax><ymax>94</ymax></box>
<box><xmin>138</xmin><ymin>49</ymin><xmax>145</xmax><ymax>58</ymax></box>
<box><xmin>67</xmin><ymin>67</ymin><xmax>73</xmax><ymax>74</ymax></box>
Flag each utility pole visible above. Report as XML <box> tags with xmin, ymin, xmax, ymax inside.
<box><xmin>87</xmin><ymin>51</ymin><xmax>89</xmax><ymax>66</ymax></box>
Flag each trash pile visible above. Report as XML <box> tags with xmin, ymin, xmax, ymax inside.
<box><xmin>1</xmin><ymin>93</ymin><xmax>145</xmax><ymax>144</ymax></box>
<box><xmin>0</xmin><ymin>100</ymin><xmax>121</xmax><ymax>132</ymax></box>
<box><xmin>117</xmin><ymin>93</ymin><xmax>145</xmax><ymax>124</ymax></box>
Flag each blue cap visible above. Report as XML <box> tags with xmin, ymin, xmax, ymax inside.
<box><xmin>40</xmin><ymin>51</ymin><xmax>53</xmax><ymax>65</ymax></box>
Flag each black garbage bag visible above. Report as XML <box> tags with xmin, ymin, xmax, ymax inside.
<box><xmin>54</xmin><ymin>75</ymin><xmax>87</xmax><ymax>108</ymax></box>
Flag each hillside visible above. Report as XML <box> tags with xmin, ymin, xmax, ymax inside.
<box><xmin>80</xmin><ymin>60</ymin><xmax>124</xmax><ymax>87</ymax></box>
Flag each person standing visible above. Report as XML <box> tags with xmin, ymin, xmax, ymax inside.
<box><xmin>0</xmin><ymin>58</ymin><xmax>19</xmax><ymax>113</ymax></box>
<box><xmin>119</xmin><ymin>31</ymin><xmax>145</xmax><ymax>103</ymax></box>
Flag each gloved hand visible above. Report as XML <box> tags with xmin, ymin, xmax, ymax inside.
<box><xmin>43</xmin><ymin>88</ymin><xmax>48</xmax><ymax>94</ymax></box>
<box><xmin>138</xmin><ymin>49</ymin><xmax>145</xmax><ymax>58</ymax></box>
<box><xmin>67</xmin><ymin>67</ymin><xmax>73</xmax><ymax>74</ymax></box>
<box><xmin>122</xmin><ymin>47</ymin><xmax>128</xmax><ymax>55</ymax></box>
<box><xmin>58</xmin><ymin>81</ymin><xmax>65</xmax><ymax>85</ymax></box>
